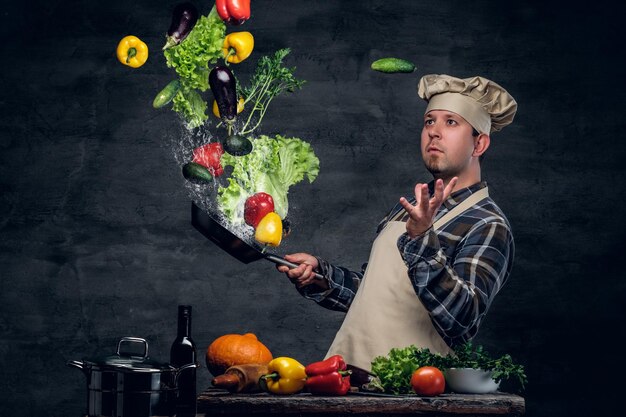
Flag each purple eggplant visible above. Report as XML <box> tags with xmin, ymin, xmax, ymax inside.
<box><xmin>209</xmin><ymin>66</ymin><xmax>238</xmax><ymax>124</ymax></box>
<box><xmin>162</xmin><ymin>2</ymin><xmax>199</xmax><ymax>50</ymax></box>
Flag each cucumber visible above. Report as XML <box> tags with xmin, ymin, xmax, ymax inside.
<box><xmin>182</xmin><ymin>162</ymin><xmax>213</xmax><ymax>182</ymax></box>
<box><xmin>153</xmin><ymin>79</ymin><xmax>181</xmax><ymax>108</ymax></box>
<box><xmin>223</xmin><ymin>134</ymin><xmax>253</xmax><ymax>156</ymax></box>
<box><xmin>371</xmin><ymin>58</ymin><xmax>416</xmax><ymax>74</ymax></box>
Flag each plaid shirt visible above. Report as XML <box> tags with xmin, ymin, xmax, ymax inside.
<box><xmin>298</xmin><ymin>181</ymin><xmax>514</xmax><ymax>348</ymax></box>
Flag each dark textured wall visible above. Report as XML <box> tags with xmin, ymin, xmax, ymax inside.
<box><xmin>1</xmin><ymin>1</ymin><xmax>624</xmax><ymax>416</ymax></box>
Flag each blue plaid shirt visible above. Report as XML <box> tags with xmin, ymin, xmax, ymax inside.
<box><xmin>298</xmin><ymin>181</ymin><xmax>514</xmax><ymax>348</ymax></box>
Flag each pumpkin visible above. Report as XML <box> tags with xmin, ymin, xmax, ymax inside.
<box><xmin>206</xmin><ymin>333</ymin><xmax>273</xmax><ymax>376</ymax></box>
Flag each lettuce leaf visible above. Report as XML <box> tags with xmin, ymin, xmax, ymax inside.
<box><xmin>217</xmin><ymin>134</ymin><xmax>319</xmax><ymax>223</ymax></box>
<box><xmin>163</xmin><ymin>7</ymin><xmax>225</xmax><ymax>128</ymax></box>
<box><xmin>172</xmin><ymin>88</ymin><xmax>208</xmax><ymax>129</ymax></box>
<box><xmin>216</xmin><ymin>178</ymin><xmax>249</xmax><ymax>224</ymax></box>
<box><xmin>370</xmin><ymin>345</ymin><xmax>449</xmax><ymax>395</ymax></box>
<box><xmin>370</xmin><ymin>346</ymin><xmax>422</xmax><ymax>395</ymax></box>
<box><xmin>164</xmin><ymin>7</ymin><xmax>225</xmax><ymax>92</ymax></box>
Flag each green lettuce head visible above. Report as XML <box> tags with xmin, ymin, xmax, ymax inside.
<box><xmin>217</xmin><ymin>134</ymin><xmax>320</xmax><ymax>223</ymax></box>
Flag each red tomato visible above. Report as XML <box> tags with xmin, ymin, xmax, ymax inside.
<box><xmin>192</xmin><ymin>143</ymin><xmax>224</xmax><ymax>177</ymax></box>
<box><xmin>244</xmin><ymin>192</ymin><xmax>275</xmax><ymax>228</ymax></box>
<box><xmin>410</xmin><ymin>366</ymin><xmax>445</xmax><ymax>396</ymax></box>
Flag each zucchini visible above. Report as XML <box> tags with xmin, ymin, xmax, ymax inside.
<box><xmin>371</xmin><ymin>58</ymin><xmax>416</xmax><ymax>74</ymax></box>
<box><xmin>223</xmin><ymin>134</ymin><xmax>253</xmax><ymax>156</ymax></box>
<box><xmin>182</xmin><ymin>162</ymin><xmax>213</xmax><ymax>183</ymax></box>
<box><xmin>153</xmin><ymin>79</ymin><xmax>181</xmax><ymax>108</ymax></box>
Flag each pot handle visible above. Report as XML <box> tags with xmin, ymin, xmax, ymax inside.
<box><xmin>116</xmin><ymin>337</ymin><xmax>149</xmax><ymax>358</ymax></box>
<box><xmin>66</xmin><ymin>360</ymin><xmax>86</xmax><ymax>373</ymax></box>
<box><xmin>175</xmin><ymin>362</ymin><xmax>199</xmax><ymax>384</ymax></box>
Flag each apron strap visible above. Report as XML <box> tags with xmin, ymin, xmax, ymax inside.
<box><xmin>387</xmin><ymin>186</ymin><xmax>490</xmax><ymax>228</ymax></box>
<box><xmin>433</xmin><ymin>187</ymin><xmax>489</xmax><ymax>231</ymax></box>
<box><xmin>388</xmin><ymin>207</ymin><xmax>406</xmax><ymax>223</ymax></box>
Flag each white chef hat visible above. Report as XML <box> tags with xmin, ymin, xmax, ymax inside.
<box><xmin>418</xmin><ymin>74</ymin><xmax>518</xmax><ymax>134</ymax></box>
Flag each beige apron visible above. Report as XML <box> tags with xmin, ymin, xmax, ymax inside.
<box><xmin>325</xmin><ymin>187</ymin><xmax>489</xmax><ymax>371</ymax></box>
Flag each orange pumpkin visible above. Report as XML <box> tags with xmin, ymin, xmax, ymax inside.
<box><xmin>206</xmin><ymin>333</ymin><xmax>273</xmax><ymax>376</ymax></box>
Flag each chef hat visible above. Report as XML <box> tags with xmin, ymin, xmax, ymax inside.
<box><xmin>417</xmin><ymin>74</ymin><xmax>517</xmax><ymax>134</ymax></box>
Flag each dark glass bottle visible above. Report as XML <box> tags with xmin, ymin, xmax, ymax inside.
<box><xmin>170</xmin><ymin>305</ymin><xmax>197</xmax><ymax>417</ymax></box>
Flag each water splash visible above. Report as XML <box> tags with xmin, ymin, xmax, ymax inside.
<box><xmin>169</xmin><ymin>123</ymin><xmax>220</xmax><ymax>213</ymax></box>
<box><xmin>169</xmin><ymin>120</ymin><xmax>257</xmax><ymax>244</ymax></box>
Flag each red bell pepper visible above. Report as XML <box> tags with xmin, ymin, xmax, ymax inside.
<box><xmin>305</xmin><ymin>355</ymin><xmax>347</xmax><ymax>376</ymax></box>
<box><xmin>192</xmin><ymin>142</ymin><xmax>224</xmax><ymax>177</ymax></box>
<box><xmin>244</xmin><ymin>192</ymin><xmax>275</xmax><ymax>228</ymax></box>
<box><xmin>304</xmin><ymin>355</ymin><xmax>351</xmax><ymax>396</ymax></box>
<box><xmin>215</xmin><ymin>0</ymin><xmax>251</xmax><ymax>25</ymax></box>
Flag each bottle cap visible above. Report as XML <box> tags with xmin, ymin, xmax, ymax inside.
<box><xmin>178</xmin><ymin>305</ymin><xmax>192</xmax><ymax>317</ymax></box>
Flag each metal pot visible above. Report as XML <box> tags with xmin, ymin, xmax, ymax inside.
<box><xmin>68</xmin><ymin>337</ymin><xmax>197</xmax><ymax>417</ymax></box>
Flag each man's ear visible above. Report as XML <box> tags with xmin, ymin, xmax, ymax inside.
<box><xmin>473</xmin><ymin>133</ymin><xmax>490</xmax><ymax>157</ymax></box>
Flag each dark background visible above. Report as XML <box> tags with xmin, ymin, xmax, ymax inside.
<box><xmin>1</xmin><ymin>0</ymin><xmax>624</xmax><ymax>416</ymax></box>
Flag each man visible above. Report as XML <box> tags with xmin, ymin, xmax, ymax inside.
<box><xmin>277</xmin><ymin>74</ymin><xmax>518</xmax><ymax>372</ymax></box>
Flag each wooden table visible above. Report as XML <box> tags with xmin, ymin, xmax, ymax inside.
<box><xmin>196</xmin><ymin>389</ymin><xmax>525</xmax><ymax>417</ymax></box>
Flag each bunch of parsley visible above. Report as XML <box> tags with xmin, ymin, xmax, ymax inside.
<box><xmin>446</xmin><ymin>342</ymin><xmax>527</xmax><ymax>389</ymax></box>
<box><xmin>239</xmin><ymin>48</ymin><xmax>305</xmax><ymax>135</ymax></box>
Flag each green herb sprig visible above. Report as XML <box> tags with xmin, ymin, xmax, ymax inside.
<box><xmin>446</xmin><ymin>342</ymin><xmax>528</xmax><ymax>389</ymax></box>
<box><xmin>239</xmin><ymin>48</ymin><xmax>305</xmax><ymax>135</ymax></box>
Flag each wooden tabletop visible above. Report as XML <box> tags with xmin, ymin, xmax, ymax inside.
<box><xmin>196</xmin><ymin>389</ymin><xmax>525</xmax><ymax>417</ymax></box>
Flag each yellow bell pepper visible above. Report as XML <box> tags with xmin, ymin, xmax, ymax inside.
<box><xmin>260</xmin><ymin>357</ymin><xmax>307</xmax><ymax>395</ymax></box>
<box><xmin>116</xmin><ymin>35</ymin><xmax>149</xmax><ymax>68</ymax></box>
<box><xmin>254</xmin><ymin>212</ymin><xmax>282</xmax><ymax>247</ymax></box>
<box><xmin>212</xmin><ymin>97</ymin><xmax>245</xmax><ymax>118</ymax></box>
<box><xmin>222</xmin><ymin>31</ymin><xmax>254</xmax><ymax>64</ymax></box>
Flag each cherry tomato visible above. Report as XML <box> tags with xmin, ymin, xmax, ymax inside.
<box><xmin>410</xmin><ymin>366</ymin><xmax>445</xmax><ymax>396</ymax></box>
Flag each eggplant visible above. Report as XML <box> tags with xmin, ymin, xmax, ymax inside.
<box><xmin>209</xmin><ymin>66</ymin><xmax>238</xmax><ymax>124</ymax></box>
<box><xmin>162</xmin><ymin>2</ymin><xmax>199</xmax><ymax>50</ymax></box>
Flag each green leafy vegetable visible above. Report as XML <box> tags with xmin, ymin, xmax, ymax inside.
<box><xmin>172</xmin><ymin>88</ymin><xmax>208</xmax><ymax>129</ymax></box>
<box><xmin>164</xmin><ymin>7</ymin><xmax>225</xmax><ymax>91</ymax></box>
<box><xmin>445</xmin><ymin>342</ymin><xmax>527</xmax><ymax>389</ymax></box>
<box><xmin>370</xmin><ymin>346</ymin><xmax>447</xmax><ymax>395</ymax></box>
<box><xmin>217</xmin><ymin>134</ymin><xmax>319</xmax><ymax>223</ymax></box>
<box><xmin>163</xmin><ymin>6</ymin><xmax>225</xmax><ymax>127</ymax></box>
<box><xmin>239</xmin><ymin>49</ymin><xmax>306</xmax><ymax>135</ymax></box>
<box><xmin>370</xmin><ymin>343</ymin><xmax>527</xmax><ymax>395</ymax></box>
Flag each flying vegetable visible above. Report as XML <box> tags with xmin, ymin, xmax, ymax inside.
<box><xmin>209</xmin><ymin>66</ymin><xmax>238</xmax><ymax>127</ymax></box>
<box><xmin>116</xmin><ymin>36</ymin><xmax>149</xmax><ymax>68</ymax></box>
<box><xmin>163</xmin><ymin>2</ymin><xmax>199</xmax><ymax>50</ymax></box>
<box><xmin>215</xmin><ymin>0</ymin><xmax>251</xmax><ymax>25</ymax></box>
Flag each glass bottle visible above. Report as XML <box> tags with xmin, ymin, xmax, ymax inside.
<box><xmin>170</xmin><ymin>305</ymin><xmax>197</xmax><ymax>417</ymax></box>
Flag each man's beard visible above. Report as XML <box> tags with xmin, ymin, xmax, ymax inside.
<box><xmin>424</xmin><ymin>156</ymin><xmax>457</xmax><ymax>179</ymax></box>
<box><xmin>424</xmin><ymin>156</ymin><xmax>444</xmax><ymax>176</ymax></box>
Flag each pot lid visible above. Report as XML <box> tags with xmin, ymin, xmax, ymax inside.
<box><xmin>83</xmin><ymin>337</ymin><xmax>174</xmax><ymax>373</ymax></box>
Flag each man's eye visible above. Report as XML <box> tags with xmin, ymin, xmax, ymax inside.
<box><xmin>446</xmin><ymin>119</ymin><xmax>457</xmax><ymax>125</ymax></box>
<box><xmin>425</xmin><ymin>119</ymin><xmax>434</xmax><ymax>125</ymax></box>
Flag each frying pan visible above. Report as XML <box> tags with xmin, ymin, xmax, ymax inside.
<box><xmin>191</xmin><ymin>202</ymin><xmax>323</xmax><ymax>279</ymax></box>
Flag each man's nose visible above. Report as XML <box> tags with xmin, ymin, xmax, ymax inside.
<box><xmin>428</xmin><ymin>123</ymin><xmax>441</xmax><ymax>139</ymax></box>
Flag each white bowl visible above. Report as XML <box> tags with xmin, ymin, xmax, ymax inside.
<box><xmin>444</xmin><ymin>368</ymin><xmax>500</xmax><ymax>394</ymax></box>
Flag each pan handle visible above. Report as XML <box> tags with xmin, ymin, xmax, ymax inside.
<box><xmin>265</xmin><ymin>254</ymin><xmax>324</xmax><ymax>280</ymax></box>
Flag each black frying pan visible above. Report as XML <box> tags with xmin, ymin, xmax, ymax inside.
<box><xmin>191</xmin><ymin>202</ymin><xmax>323</xmax><ymax>279</ymax></box>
